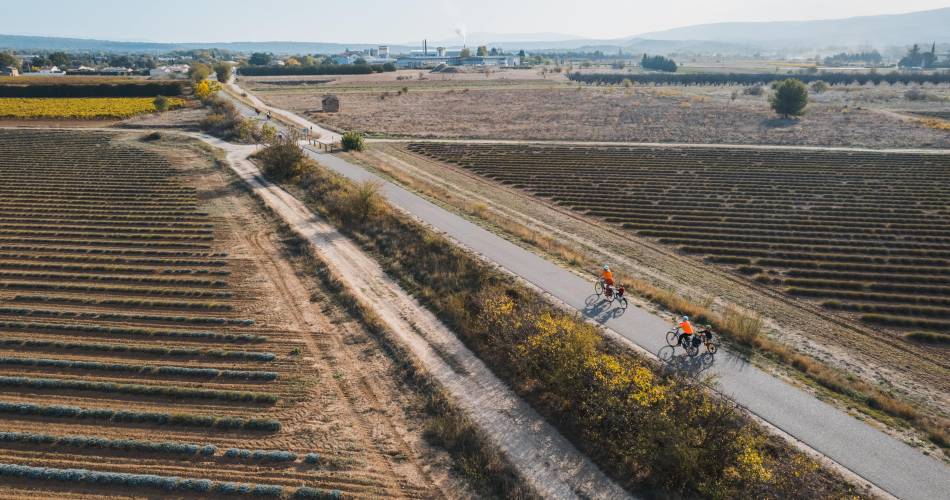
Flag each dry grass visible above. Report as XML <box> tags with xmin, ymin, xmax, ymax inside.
<box><xmin>260</xmin><ymin>82</ymin><xmax>950</xmax><ymax>147</ymax></box>
<box><xmin>346</xmin><ymin>146</ymin><xmax>950</xmax><ymax>457</ymax></box>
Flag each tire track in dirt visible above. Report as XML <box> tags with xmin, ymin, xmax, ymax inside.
<box><xmin>243</xmin><ymin>208</ymin><xmax>439</xmax><ymax>497</ymax></box>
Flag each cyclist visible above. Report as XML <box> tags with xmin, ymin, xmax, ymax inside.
<box><xmin>676</xmin><ymin>315</ymin><xmax>696</xmax><ymax>347</ymax></box>
<box><xmin>601</xmin><ymin>265</ymin><xmax>614</xmax><ymax>286</ymax></box>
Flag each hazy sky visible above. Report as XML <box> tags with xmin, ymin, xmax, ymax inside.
<box><xmin>3</xmin><ymin>0</ymin><xmax>949</xmax><ymax>43</ymax></box>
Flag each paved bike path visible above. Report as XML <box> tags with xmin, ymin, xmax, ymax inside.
<box><xmin>309</xmin><ymin>149</ymin><xmax>950</xmax><ymax>500</ymax></box>
<box><xmin>221</xmin><ymin>87</ymin><xmax>950</xmax><ymax>499</ymax></box>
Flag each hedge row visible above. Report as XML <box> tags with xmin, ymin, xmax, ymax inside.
<box><xmin>0</xmin><ymin>431</ymin><xmax>215</xmax><ymax>457</ymax></box>
<box><xmin>0</xmin><ymin>82</ymin><xmax>185</xmax><ymax>98</ymax></box>
<box><xmin>0</xmin><ymin>320</ymin><xmax>266</xmax><ymax>342</ymax></box>
<box><xmin>568</xmin><ymin>71</ymin><xmax>950</xmax><ymax>86</ymax></box>
<box><xmin>0</xmin><ymin>356</ymin><xmax>278</xmax><ymax>381</ymax></box>
<box><xmin>0</xmin><ymin>338</ymin><xmax>275</xmax><ymax>361</ymax></box>
<box><xmin>0</xmin><ymin>306</ymin><xmax>253</xmax><ymax>326</ymax></box>
<box><xmin>0</xmin><ymin>463</ymin><xmax>341</xmax><ymax>497</ymax></box>
<box><xmin>238</xmin><ymin>63</ymin><xmax>395</xmax><ymax>76</ymax></box>
<box><xmin>0</xmin><ymin>401</ymin><xmax>281</xmax><ymax>431</ymax></box>
<box><xmin>224</xmin><ymin>448</ymin><xmax>297</xmax><ymax>462</ymax></box>
<box><xmin>0</xmin><ymin>375</ymin><xmax>278</xmax><ymax>404</ymax></box>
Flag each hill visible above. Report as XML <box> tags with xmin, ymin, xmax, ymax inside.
<box><xmin>636</xmin><ymin>7</ymin><xmax>950</xmax><ymax>47</ymax></box>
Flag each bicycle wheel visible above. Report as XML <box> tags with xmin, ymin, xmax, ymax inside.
<box><xmin>706</xmin><ymin>342</ymin><xmax>718</xmax><ymax>354</ymax></box>
<box><xmin>619</xmin><ymin>297</ymin><xmax>628</xmax><ymax>309</ymax></box>
<box><xmin>594</xmin><ymin>280</ymin><xmax>604</xmax><ymax>295</ymax></box>
<box><xmin>665</xmin><ymin>329</ymin><xmax>679</xmax><ymax>347</ymax></box>
<box><xmin>686</xmin><ymin>343</ymin><xmax>699</xmax><ymax>357</ymax></box>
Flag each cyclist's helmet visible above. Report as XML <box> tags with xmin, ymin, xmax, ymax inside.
<box><xmin>603</xmin><ymin>264</ymin><xmax>610</xmax><ymax>270</ymax></box>
<box><xmin>681</xmin><ymin>315</ymin><xmax>689</xmax><ymax>322</ymax></box>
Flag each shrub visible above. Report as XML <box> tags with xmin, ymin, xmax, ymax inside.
<box><xmin>293</xmin><ymin>487</ymin><xmax>342</xmax><ymax>499</ymax></box>
<box><xmin>214</xmin><ymin>63</ymin><xmax>233</xmax><ymax>83</ymax></box>
<box><xmin>341</xmin><ymin>131</ymin><xmax>365</xmax><ymax>151</ymax></box>
<box><xmin>199</xmin><ymin>97</ymin><xmax>253</xmax><ymax>141</ymax></box>
<box><xmin>906</xmin><ymin>332</ymin><xmax>950</xmax><ymax>344</ymax></box>
<box><xmin>904</xmin><ymin>87</ymin><xmax>935</xmax><ymax>101</ymax></box>
<box><xmin>225</xmin><ymin>448</ymin><xmax>297</xmax><ymax>462</ymax></box>
<box><xmin>810</xmin><ymin>80</ymin><xmax>829</xmax><ymax>94</ymax></box>
<box><xmin>0</xmin><ymin>431</ymin><xmax>213</xmax><ymax>457</ymax></box>
<box><xmin>0</xmin><ymin>463</ymin><xmax>288</xmax><ymax>495</ymax></box>
<box><xmin>153</xmin><ymin>95</ymin><xmax>170</xmax><ymax>112</ymax></box>
<box><xmin>769</xmin><ymin>78</ymin><xmax>808</xmax><ymax>118</ymax></box>
<box><xmin>303</xmin><ymin>452</ymin><xmax>321</xmax><ymax>464</ymax></box>
<box><xmin>743</xmin><ymin>85</ymin><xmax>764</xmax><ymax>96</ymax></box>
<box><xmin>254</xmin><ymin>140</ymin><xmax>309</xmax><ymax>181</ymax></box>
<box><xmin>0</xmin><ymin>375</ymin><xmax>278</xmax><ymax>404</ymax></box>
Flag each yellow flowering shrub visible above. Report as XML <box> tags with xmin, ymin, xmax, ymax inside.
<box><xmin>194</xmin><ymin>80</ymin><xmax>222</xmax><ymax>101</ymax></box>
<box><xmin>0</xmin><ymin>97</ymin><xmax>184</xmax><ymax>119</ymax></box>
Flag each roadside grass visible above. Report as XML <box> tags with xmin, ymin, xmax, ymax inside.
<box><xmin>346</xmin><ymin>146</ymin><xmax>950</xmax><ymax>457</ymax></box>
<box><xmin>253</xmin><ymin>145</ymin><xmax>862</xmax><ymax>498</ymax></box>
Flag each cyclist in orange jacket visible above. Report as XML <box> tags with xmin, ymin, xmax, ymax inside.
<box><xmin>601</xmin><ymin>264</ymin><xmax>615</xmax><ymax>295</ymax></box>
<box><xmin>676</xmin><ymin>315</ymin><xmax>696</xmax><ymax>347</ymax></box>
<box><xmin>601</xmin><ymin>265</ymin><xmax>614</xmax><ymax>287</ymax></box>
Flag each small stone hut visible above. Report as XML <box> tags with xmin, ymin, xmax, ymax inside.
<box><xmin>322</xmin><ymin>94</ymin><xmax>340</xmax><ymax>113</ymax></box>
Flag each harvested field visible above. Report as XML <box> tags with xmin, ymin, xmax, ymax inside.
<box><xmin>248</xmin><ymin>77</ymin><xmax>950</xmax><ymax>147</ymax></box>
<box><xmin>407</xmin><ymin>142</ymin><xmax>950</xmax><ymax>337</ymax></box>
<box><xmin>0</xmin><ymin>130</ymin><xmax>454</xmax><ymax>498</ymax></box>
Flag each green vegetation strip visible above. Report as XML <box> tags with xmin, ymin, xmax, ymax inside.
<box><xmin>0</xmin><ymin>281</ymin><xmax>234</xmax><ymax>299</ymax></box>
<box><xmin>0</xmin><ymin>375</ymin><xmax>277</xmax><ymax>404</ymax></box>
<box><xmin>12</xmin><ymin>295</ymin><xmax>232</xmax><ymax>311</ymax></box>
<box><xmin>0</xmin><ymin>306</ymin><xmax>253</xmax><ymax>326</ymax></box>
<box><xmin>0</xmin><ymin>337</ymin><xmax>274</xmax><ymax>361</ymax></box>
<box><xmin>0</xmin><ymin>401</ymin><xmax>280</xmax><ymax>431</ymax></box>
<box><xmin>0</xmin><ymin>463</ymin><xmax>341</xmax><ymax>498</ymax></box>
<box><xmin>0</xmin><ymin>356</ymin><xmax>277</xmax><ymax>381</ymax></box>
<box><xmin>0</xmin><ymin>320</ymin><xmax>266</xmax><ymax>342</ymax></box>
<box><xmin>0</xmin><ymin>431</ymin><xmax>215</xmax><ymax>457</ymax></box>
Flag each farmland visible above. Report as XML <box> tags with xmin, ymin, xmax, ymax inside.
<box><xmin>406</xmin><ymin>142</ymin><xmax>950</xmax><ymax>339</ymax></box>
<box><xmin>0</xmin><ymin>129</ymin><xmax>448</xmax><ymax>497</ymax></box>
<box><xmin>0</xmin><ymin>97</ymin><xmax>185</xmax><ymax>119</ymax></box>
<box><xmin>244</xmin><ymin>72</ymin><xmax>950</xmax><ymax>148</ymax></box>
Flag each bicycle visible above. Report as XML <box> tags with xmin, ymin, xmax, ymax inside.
<box><xmin>595</xmin><ymin>280</ymin><xmax>628</xmax><ymax>309</ymax></box>
<box><xmin>666</xmin><ymin>325</ymin><xmax>699</xmax><ymax>357</ymax></box>
<box><xmin>698</xmin><ymin>326</ymin><xmax>718</xmax><ymax>354</ymax></box>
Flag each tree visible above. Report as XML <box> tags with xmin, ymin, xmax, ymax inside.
<box><xmin>899</xmin><ymin>44</ymin><xmax>925</xmax><ymax>68</ymax></box>
<box><xmin>641</xmin><ymin>54</ymin><xmax>677</xmax><ymax>72</ymax></box>
<box><xmin>459</xmin><ymin>47</ymin><xmax>472</xmax><ymax>58</ymax></box>
<box><xmin>476</xmin><ymin>45</ymin><xmax>489</xmax><ymax>57</ymax></box>
<box><xmin>300</xmin><ymin>55</ymin><xmax>318</xmax><ymax>66</ymax></box>
<box><xmin>109</xmin><ymin>55</ymin><xmax>134</xmax><ymax>68</ymax></box>
<box><xmin>48</xmin><ymin>52</ymin><xmax>70</xmax><ymax>67</ymax></box>
<box><xmin>0</xmin><ymin>52</ymin><xmax>17</xmax><ymax>68</ymax></box>
<box><xmin>810</xmin><ymin>80</ymin><xmax>828</xmax><ymax>94</ymax></box>
<box><xmin>213</xmin><ymin>62</ymin><xmax>232</xmax><ymax>83</ymax></box>
<box><xmin>248</xmin><ymin>52</ymin><xmax>273</xmax><ymax>66</ymax></box>
<box><xmin>769</xmin><ymin>78</ymin><xmax>808</xmax><ymax>119</ymax></box>
<box><xmin>189</xmin><ymin>63</ymin><xmax>212</xmax><ymax>82</ymax></box>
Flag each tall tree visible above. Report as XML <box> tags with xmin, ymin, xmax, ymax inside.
<box><xmin>48</xmin><ymin>52</ymin><xmax>70</xmax><ymax>67</ymax></box>
<box><xmin>769</xmin><ymin>79</ymin><xmax>808</xmax><ymax>119</ymax></box>
<box><xmin>248</xmin><ymin>52</ymin><xmax>273</xmax><ymax>66</ymax></box>
<box><xmin>476</xmin><ymin>45</ymin><xmax>489</xmax><ymax>57</ymax></box>
<box><xmin>0</xmin><ymin>52</ymin><xmax>17</xmax><ymax>68</ymax></box>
